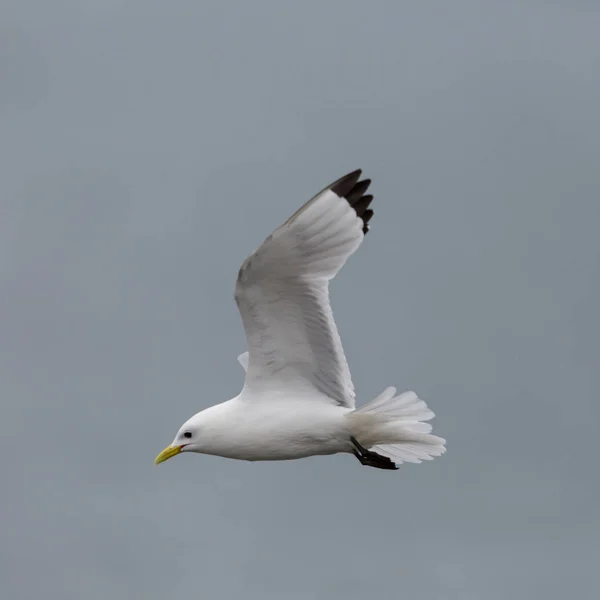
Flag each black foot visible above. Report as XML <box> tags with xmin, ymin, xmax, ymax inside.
<box><xmin>351</xmin><ymin>437</ymin><xmax>398</xmax><ymax>470</ymax></box>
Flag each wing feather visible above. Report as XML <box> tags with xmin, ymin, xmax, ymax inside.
<box><xmin>234</xmin><ymin>170</ymin><xmax>374</xmax><ymax>407</ymax></box>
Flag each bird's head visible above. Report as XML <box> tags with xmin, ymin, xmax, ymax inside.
<box><xmin>154</xmin><ymin>414</ymin><xmax>203</xmax><ymax>465</ymax></box>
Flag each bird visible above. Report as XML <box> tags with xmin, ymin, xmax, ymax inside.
<box><xmin>155</xmin><ymin>169</ymin><xmax>445</xmax><ymax>470</ymax></box>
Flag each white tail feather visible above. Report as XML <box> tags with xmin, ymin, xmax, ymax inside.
<box><xmin>347</xmin><ymin>387</ymin><xmax>446</xmax><ymax>466</ymax></box>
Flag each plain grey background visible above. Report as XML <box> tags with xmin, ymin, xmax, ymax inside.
<box><xmin>1</xmin><ymin>1</ymin><xmax>599</xmax><ymax>599</ymax></box>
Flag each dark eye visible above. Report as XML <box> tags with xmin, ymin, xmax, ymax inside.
<box><xmin>183</xmin><ymin>431</ymin><xmax>192</xmax><ymax>439</ymax></box>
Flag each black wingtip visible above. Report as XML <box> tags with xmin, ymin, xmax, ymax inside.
<box><xmin>329</xmin><ymin>170</ymin><xmax>374</xmax><ymax>235</ymax></box>
<box><xmin>330</xmin><ymin>169</ymin><xmax>362</xmax><ymax>198</ymax></box>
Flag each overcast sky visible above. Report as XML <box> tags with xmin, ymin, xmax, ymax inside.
<box><xmin>1</xmin><ymin>2</ymin><xmax>599</xmax><ymax>599</ymax></box>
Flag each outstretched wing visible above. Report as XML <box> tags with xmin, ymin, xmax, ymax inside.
<box><xmin>234</xmin><ymin>170</ymin><xmax>374</xmax><ymax>408</ymax></box>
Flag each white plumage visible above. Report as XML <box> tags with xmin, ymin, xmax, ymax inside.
<box><xmin>155</xmin><ymin>170</ymin><xmax>445</xmax><ymax>470</ymax></box>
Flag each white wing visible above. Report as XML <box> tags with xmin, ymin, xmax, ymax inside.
<box><xmin>237</xmin><ymin>352</ymin><xmax>249</xmax><ymax>371</ymax></box>
<box><xmin>234</xmin><ymin>170</ymin><xmax>374</xmax><ymax>408</ymax></box>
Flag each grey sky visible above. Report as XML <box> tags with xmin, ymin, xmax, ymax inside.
<box><xmin>1</xmin><ymin>1</ymin><xmax>599</xmax><ymax>599</ymax></box>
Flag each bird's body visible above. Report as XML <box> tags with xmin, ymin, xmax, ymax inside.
<box><xmin>155</xmin><ymin>170</ymin><xmax>446</xmax><ymax>470</ymax></box>
<box><xmin>182</xmin><ymin>394</ymin><xmax>352</xmax><ymax>462</ymax></box>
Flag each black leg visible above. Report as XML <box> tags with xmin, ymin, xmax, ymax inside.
<box><xmin>351</xmin><ymin>437</ymin><xmax>398</xmax><ymax>470</ymax></box>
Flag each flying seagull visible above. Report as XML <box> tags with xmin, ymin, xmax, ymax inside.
<box><xmin>155</xmin><ymin>170</ymin><xmax>445</xmax><ymax>470</ymax></box>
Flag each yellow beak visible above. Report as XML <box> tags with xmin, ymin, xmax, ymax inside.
<box><xmin>154</xmin><ymin>445</ymin><xmax>183</xmax><ymax>465</ymax></box>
